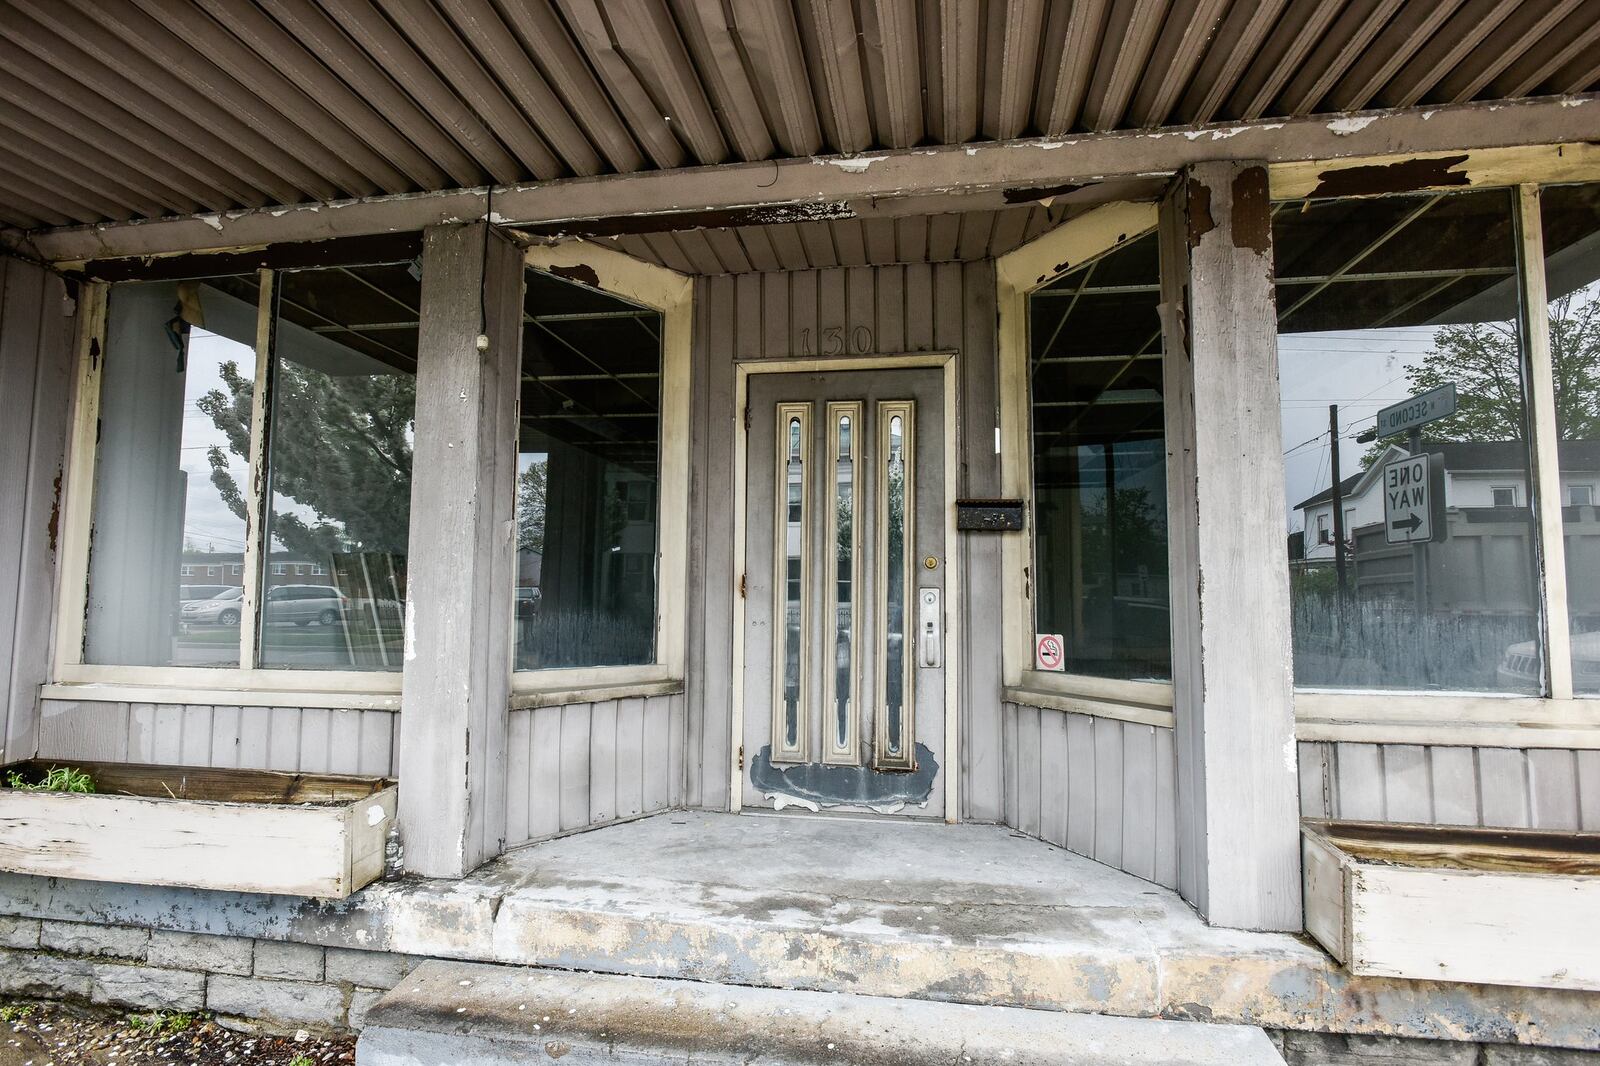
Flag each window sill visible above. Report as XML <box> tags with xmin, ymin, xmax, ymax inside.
<box><xmin>41</xmin><ymin>679</ymin><xmax>401</xmax><ymax>711</ymax></box>
<box><xmin>1005</xmin><ymin>672</ymin><xmax>1175</xmax><ymax>729</ymax></box>
<box><xmin>1294</xmin><ymin>690</ymin><xmax>1600</xmax><ymax>749</ymax></box>
<box><xmin>509</xmin><ymin>665</ymin><xmax>683</xmax><ymax>709</ymax></box>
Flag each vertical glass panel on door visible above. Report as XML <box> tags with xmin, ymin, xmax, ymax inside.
<box><xmin>258</xmin><ymin>264</ymin><xmax>418</xmax><ymax>670</ymax></box>
<box><xmin>773</xmin><ymin>405</ymin><xmax>810</xmax><ymax>761</ymax></box>
<box><xmin>877</xmin><ymin>403</ymin><xmax>913</xmax><ymax>769</ymax></box>
<box><xmin>826</xmin><ymin>404</ymin><xmax>861</xmax><ymax>764</ymax></box>
<box><xmin>84</xmin><ymin>276</ymin><xmax>260</xmax><ymax>668</ymax></box>
<box><xmin>1274</xmin><ymin>189</ymin><xmax>1540</xmax><ymax>692</ymax></box>
<box><xmin>517</xmin><ymin>270</ymin><xmax>662</xmax><ymax>670</ymax></box>
<box><xmin>1540</xmin><ymin>182</ymin><xmax>1600</xmax><ymax>694</ymax></box>
<box><xmin>1028</xmin><ymin>231</ymin><xmax>1170</xmax><ymax>681</ymax></box>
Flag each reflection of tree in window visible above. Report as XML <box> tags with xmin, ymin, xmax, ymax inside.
<box><xmin>200</xmin><ymin>263</ymin><xmax>419</xmax><ymax>671</ymax></box>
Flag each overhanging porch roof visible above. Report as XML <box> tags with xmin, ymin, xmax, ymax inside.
<box><xmin>1</xmin><ymin>1</ymin><xmax>1598</xmax><ymax>266</ymax></box>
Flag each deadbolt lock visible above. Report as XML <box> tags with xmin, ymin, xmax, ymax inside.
<box><xmin>923</xmin><ymin>555</ymin><xmax>937</xmax><ymax>570</ymax></box>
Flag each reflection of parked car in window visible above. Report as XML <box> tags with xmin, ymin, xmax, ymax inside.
<box><xmin>179</xmin><ymin>584</ymin><xmax>230</xmax><ymax>602</ymax></box>
<box><xmin>264</xmin><ymin>584</ymin><xmax>349</xmax><ymax>626</ymax></box>
<box><xmin>1500</xmin><ymin>631</ymin><xmax>1600</xmax><ymax>689</ymax></box>
<box><xmin>515</xmin><ymin>586</ymin><xmax>540</xmax><ymax>620</ymax></box>
<box><xmin>181</xmin><ymin>586</ymin><xmax>244</xmax><ymax>626</ymax></box>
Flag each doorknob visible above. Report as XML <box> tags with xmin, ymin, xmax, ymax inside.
<box><xmin>918</xmin><ymin>587</ymin><xmax>941</xmax><ymax>668</ymax></box>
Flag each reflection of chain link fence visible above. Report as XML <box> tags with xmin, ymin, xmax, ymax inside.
<box><xmin>1291</xmin><ymin>590</ymin><xmax>1536</xmax><ymax>691</ymax></box>
<box><xmin>515</xmin><ymin>607</ymin><xmax>653</xmax><ymax>670</ymax></box>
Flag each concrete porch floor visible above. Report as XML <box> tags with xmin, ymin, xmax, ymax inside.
<box><xmin>3</xmin><ymin>811</ymin><xmax>1596</xmax><ymax>1050</ymax></box>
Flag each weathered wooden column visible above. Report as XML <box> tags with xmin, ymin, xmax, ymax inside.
<box><xmin>399</xmin><ymin>224</ymin><xmax>523</xmax><ymax>878</ymax></box>
<box><xmin>1158</xmin><ymin>162</ymin><xmax>1302</xmax><ymax>931</ymax></box>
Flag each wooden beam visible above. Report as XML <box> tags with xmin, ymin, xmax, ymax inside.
<box><xmin>9</xmin><ymin>93</ymin><xmax>1599</xmax><ymax>265</ymax></box>
<box><xmin>1159</xmin><ymin>161</ymin><xmax>1302</xmax><ymax>932</ymax></box>
<box><xmin>397</xmin><ymin>223</ymin><xmax>523</xmax><ymax>878</ymax></box>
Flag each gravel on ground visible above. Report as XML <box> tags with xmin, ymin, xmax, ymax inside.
<box><xmin>0</xmin><ymin>1001</ymin><xmax>355</xmax><ymax>1066</ymax></box>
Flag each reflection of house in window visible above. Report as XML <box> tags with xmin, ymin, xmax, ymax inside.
<box><xmin>1574</xmin><ymin>485</ymin><xmax>1596</xmax><ymax>507</ymax></box>
<box><xmin>1293</xmin><ymin>441</ymin><xmax>1600</xmax><ymax>623</ymax></box>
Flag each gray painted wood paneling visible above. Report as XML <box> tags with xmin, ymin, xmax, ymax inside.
<box><xmin>1003</xmin><ymin>702</ymin><xmax>1179</xmax><ymax>890</ymax></box>
<box><xmin>685</xmin><ymin>262</ymin><xmax>1003</xmax><ymax>817</ymax></box>
<box><xmin>0</xmin><ymin>257</ymin><xmax>75</xmax><ymax>766</ymax></box>
<box><xmin>1298</xmin><ymin>741</ymin><xmax>1600</xmax><ymax>831</ymax></box>
<box><xmin>504</xmin><ymin>693</ymin><xmax>684</xmax><ymax>849</ymax></box>
<box><xmin>37</xmin><ymin>698</ymin><xmax>399</xmax><ymax>776</ymax></box>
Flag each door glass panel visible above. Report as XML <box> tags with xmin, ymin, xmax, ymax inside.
<box><xmin>827</xmin><ymin>404</ymin><xmax>862</xmax><ymax>764</ymax></box>
<box><xmin>773</xmin><ymin>404</ymin><xmax>810</xmax><ymax>762</ymax></box>
<box><xmin>877</xmin><ymin>402</ymin><xmax>914</xmax><ymax>769</ymax></box>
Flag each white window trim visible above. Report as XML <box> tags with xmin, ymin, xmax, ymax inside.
<box><xmin>994</xmin><ymin>200</ymin><xmax>1171</xmax><ymax>722</ymax></box>
<box><xmin>513</xmin><ymin>240</ymin><xmax>692</xmax><ymax>695</ymax></box>
<box><xmin>51</xmin><ymin>270</ymin><xmax>401</xmax><ymax>702</ymax></box>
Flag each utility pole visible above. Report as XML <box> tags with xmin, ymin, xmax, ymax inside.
<box><xmin>1328</xmin><ymin>404</ymin><xmax>1348</xmax><ymax>605</ymax></box>
<box><xmin>1408</xmin><ymin>426</ymin><xmax>1428</xmax><ymax>616</ymax></box>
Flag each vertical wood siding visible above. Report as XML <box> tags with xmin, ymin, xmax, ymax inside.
<box><xmin>503</xmin><ymin>693</ymin><xmax>684</xmax><ymax>848</ymax></box>
<box><xmin>1298</xmin><ymin>741</ymin><xmax>1600</xmax><ymax>831</ymax></box>
<box><xmin>1003</xmin><ymin>702</ymin><xmax>1179</xmax><ymax>889</ymax></box>
<box><xmin>685</xmin><ymin>262</ymin><xmax>1005</xmax><ymax>818</ymax></box>
<box><xmin>0</xmin><ymin>257</ymin><xmax>75</xmax><ymax>766</ymax></box>
<box><xmin>37</xmin><ymin>699</ymin><xmax>399</xmax><ymax>776</ymax></box>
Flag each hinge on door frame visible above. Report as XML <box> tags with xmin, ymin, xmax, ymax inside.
<box><xmin>739</xmin><ymin>573</ymin><xmax>746</xmax><ymax>598</ymax></box>
<box><xmin>738</xmin><ymin>745</ymin><xmax>744</xmax><ymax>770</ymax></box>
<box><xmin>743</xmin><ymin>404</ymin><xmax>751</xmax><ymax>431</ymax></box>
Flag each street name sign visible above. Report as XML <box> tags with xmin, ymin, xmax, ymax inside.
<box><xmin>1376</xmin><ymin>383</ymin><xmax>1456</xmax><ymax>438</ymax></box>
<box><xmin>1383</xmin><ymin>452</ymin><xmax>1434</xmax><ymax>545</ymax></box>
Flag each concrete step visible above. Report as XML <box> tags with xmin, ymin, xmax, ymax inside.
<box><xmin>356</xmin><ymin>960</ymin><xmax>1285</xmax><ymax>1066</ymax></box>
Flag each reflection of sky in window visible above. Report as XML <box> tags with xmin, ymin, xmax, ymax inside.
<box><xmin>179</xmin><ymin>329</ymin><xmax>249</xmax><ymax>553</ymax></box>
<box><xmin>1278</xmin><ymin>323</ymin><xmax>1443</xmax><ymax>533</ymax></box>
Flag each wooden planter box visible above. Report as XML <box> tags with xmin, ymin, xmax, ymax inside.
<box><xmin>0</xmin><ymin>760</ymin><xmax>396</xmax><ymax>899</ymax></box>
<box><xmin>1303</xmin><ymin>819</ymin><xmax>1600</xmax><ymax>992</ymax></box>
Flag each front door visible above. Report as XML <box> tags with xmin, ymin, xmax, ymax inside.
<box><xmin>742</xmin><ymin>368</ymin><xmax>946</xmax><ymax>817</ymax></box>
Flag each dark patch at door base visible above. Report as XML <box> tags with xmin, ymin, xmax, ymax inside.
<box><xmin>750</xmin><ymin>745</ymin><xmax>938</xmax><ymax>811</ymax></box>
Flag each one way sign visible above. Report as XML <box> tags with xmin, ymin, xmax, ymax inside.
<box><xmin>1383</xmin><ymin>452</ymin><xmax>1435</xmax><ymax>545</ymax></box>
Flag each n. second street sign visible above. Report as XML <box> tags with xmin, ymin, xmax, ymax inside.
<box><xmin>1376</xmin><ymin>383</ymin><xmax>1457</xmax><ymax>438</ymax></box>
<box><xmin>1383</xmin><ymin>452</ymin><xmax>1434</xmax><ymax>545</ymax></box>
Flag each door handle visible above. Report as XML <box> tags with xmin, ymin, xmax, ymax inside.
<box><xmin>918</xmin><ymin>587</ymin><xmax>941</xmax><ymax>668</ymax></box>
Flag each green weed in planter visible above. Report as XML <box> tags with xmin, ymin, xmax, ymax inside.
<box><xmin>4</xmin><ymin>766</ymin><xmax>95</xmax><ymax>794</ymax></box>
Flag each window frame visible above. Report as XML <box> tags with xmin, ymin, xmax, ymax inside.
<box><xmin>995</xmin><ymin>201</ymin><xmax>1175</xmax><ymax>726</ymax></box>
<box><xmin>50</xmin><ymin>269</ymin><xmax>404</xmax><ymax>707</ymax></box>
<box><xmin>509</xmin><ymin>242</ymin><xmax>692</xmax><ymax>699</ymax></box>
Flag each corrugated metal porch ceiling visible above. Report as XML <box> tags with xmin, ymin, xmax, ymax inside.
<box><xmin>1</xmin><ymin>0</ymin><xmax>1597</xmax><ymax>258</ymax></box>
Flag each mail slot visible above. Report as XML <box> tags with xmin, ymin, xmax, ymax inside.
<box><xmin>955</xmin><ymin>499</ymin><xmax>1025</xmax><ymax>532</ymax></box>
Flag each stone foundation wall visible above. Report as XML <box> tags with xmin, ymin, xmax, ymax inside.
<box><xmin>0</xmin><ymin>916</ymin><xmax>423</xmax><ymax>1035</ymax></box>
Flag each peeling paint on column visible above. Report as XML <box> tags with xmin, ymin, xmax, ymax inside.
<box><xmin>1229</xmin><ymin>167</ymin><xmax>1271</xmax><ymax>255</ymax></box>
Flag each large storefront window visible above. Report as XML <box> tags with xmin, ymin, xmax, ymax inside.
<box><xmin>82</xmin><ymin>263</ymin><xmax>417</xmax><ymax>673</ymax></box>
<box><xmin>1028</xmin><ymin>231</ymin><xmax>1170</xmax><ymax>682</ymax></box>
<box><xmin>84</xmin><ymin>277</ymin><xmax>259</xmax><ymax>667</ymax></box>
<box><xmin>515</xmin><ymin>269</ymin><xmax>661</xmax><ymax>670</ymax></box>
<box><xmin>257</xmin><ymin>266</ymin><xmax>418</xmax><ymax>671</ymax></box>
<box><xmin>1541</xmin><ymin>183</ymin><xmax>1600</xmax><ymax>695</ymax></box>
<box><xmin>1275</xmin><ymin>189</ymin><xmax>1540</xmax><ymax>692</ymax></box>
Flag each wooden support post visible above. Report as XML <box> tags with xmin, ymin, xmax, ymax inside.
<box><xmin>398</xmin><ymin>224</ymin><xmax>523</xmax><ymax>879</ymax></box>
<box><xmin>0</xmin><ymin>256</ymin><xmax>75</xmax><ymax>765</ymax></box>
<box><xmin>1159</xmin><ymin>161</ymin><xmax>1302</xmax><ymax>931</ymax></box>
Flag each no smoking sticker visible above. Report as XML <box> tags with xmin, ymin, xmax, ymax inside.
<box><xmin>1035</xmin><ymin>633</ymin><xmax>1065</xmax><ymax>672</ymax></box>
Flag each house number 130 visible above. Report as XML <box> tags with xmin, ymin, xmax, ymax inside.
<box><xmin>799</xmin><ymin>326</ymin><xmax>873</xmax><ymax>356</ymax></box>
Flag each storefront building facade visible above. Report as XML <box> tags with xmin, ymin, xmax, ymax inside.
<box><xmin>0</xmin><ymin>5</ymin><xmax>1598</xmax><ymax>1060</ymax></box>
